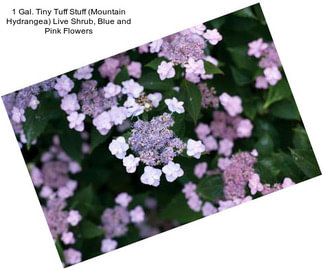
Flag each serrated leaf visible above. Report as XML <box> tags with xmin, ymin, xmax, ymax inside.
<box><xmin>159</xmin><ymin>193</ymin><xmax>202</xmax><ymax>223</ymax></box>
<box><xmin>196</xmin><ymin>175</ymin><xmax>224</xmax><ymax>201</ymax></box>
<box><xmin>234</xmin><ymin>7</ymin><xmax>257</xmax><ymax>19</ymax></box>
<box><xmin>203</xmin><ymin>60</ymin><xmax>224</xmax><ymax>75</ymax></box>
<box><xmin>255</xmin><ymin>158</ymin><xmax>280</xmax><ymax>184</ymax></box>
<box><xmin>59</xmin><ymin>129</ymin><xmax>82</xmax><ymax>163</ymax></box>
<box><xmin>292</xmin><ymin>127</ymin><xmax>311</xmax><ymax>149</ymax></box>
<box><xmin>227</xmin><ymin>46</ymin><xmax>259</xmax><ymax>71</ymax></box>
<box><xmin>180</xmin><ymin>80</ymin><xmax>202</xmax><ymax>124</ymax></box>
<box><xmin>80</xmin><ymin>220</ymin><xmax>105</xmax><ymax>239</ymax></box>
<box><xmin>272</xmin><ymin>152</ymin><xmax>303</xmax><ymax>181</ymax></box>
<box><xmin>255</xmin><ymin>133</ymin><xmax>274</xmax><ymax>154</ymax></box>
<box><xmin>230</xmin><ymin>66</ymin><xmax>252</xmax><ymax>86</ymax></box>
<box><xmin>263</xmin><ymin>78</ymin><xmax>292</xmax><ymax>109</ymax></box>
<box><xmin>290</xmin><ymin>148</ymin><xmax>321</xmax><ymax>178</ymax></box>
<box><xmin>270</xmin><ymin>99</ymin><xmax>300</xmax><ymax>120</ymax></box>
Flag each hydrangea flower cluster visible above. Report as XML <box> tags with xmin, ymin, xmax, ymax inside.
<box><xmin>139</xmin><ymin>24</ymin><xmax>222</xmax><ymax>84</ymax></box>
<box><xmin>248</xmin><ymin>38</ymin><xmax>282</xmax><ymax>89</ymax></box>
<box><xmin>101</xmin><ymin>192</ymin><xmax>145</xmax><ymax>253</ymax></box>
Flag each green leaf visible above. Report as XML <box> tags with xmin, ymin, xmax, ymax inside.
<box><xmin>159</xmin><ymin>193</ymin><xmax>202</xmax><ymax>223</ymax></box>
<box><xmin>230</xmin><ymin>66</ymin><xmax>252</xmax><ymax>86</ymax></box>
<box><xmin>270</xmin><ymin>99</ymin><xmax>300</xmax><ymax>120</ymax></box>
<box><xmin>55</xmin><ymin>239</ymin><xmax>65</xmax><ymax>263</ymax></box>
<box><xmin>196</xmin><ymin>175</ymin><xmax>224</xmax><ymax>201</ymax></box>
<box><xmin>272</xmin><ymin>152</ymin><xmax>303</xmax><ymax>181</ymax></box>
<box><xmin>172</xmin><ymin>113</ymin><xmax>186</xmax><ymax>138</ymax></box>
<box><xmin>180</xmin><ymin>80</ymin><xmax>202</xmax><ymax>124</ymax></box>
<box><xmin>292</xmin><ymin>127</ymin><xmax>311</xmax><ymax>149</ymax></box>
<box><xmin>255</xmin><ymin>158</ymin><xmax>280</xmax><ymax>184</ymax></box>
<box><xmin>255</xmin><ymin>133</ymin><xmax>274</xmax><ymax>154</ymax></box>
<box><xmin>290</xmin><ymin>148</ymin><xmax>321</xmax><ymax>179</ymax></box>
<box><xmin>203</xmin><ymin>60</ymin><xmax>224</xmax><ymax>75</ymax></box>
<box><xmin>70</xmin><ymin>186</ymin><xmax>94</xmax><ymax>215</ymax></box>
<box><xmin>227</xmin><ymin>46</ymin><xmax>259</xmax><ymax>71</ymax></box>
<box><xmin>234</xmin><ymin>7</ymin><xmax>257</xmax><ymax>19</ymax></box>
<box><xmin>90</xmin><ymin>127</ymin><xmax>111</xmax><ymax>153</ymax></box>
<box><xmin>114</xmin><ymin>66</ymin><xmax>130</xmax><ymax>84</ymax></box>
<box><xmin>80</xmin><ymin>220</ymin><xmax>105</xmax><ymax>239</ymax></box>
<box><xmin>22</xmin><ymin>93</ymin><xmax>60</xmax><ymax>147</ymax></box>
<box><xmin>243</xmin><ymin>96</ymin><xmax>261</xmax><ymax>120</ymax></box>
<box><xmin>145</xmin><ymin>57</ymin><xmax>167</xmax><ymax>70</ymax></box>
<box><xmin>59</xmin><ymin>129</ymin><xmax>82</xmax><ymax>163</ymax></box>
<box><xmin>138</xmin><ymin>72</ymin><xmax>174</xmax><ymax>90</ymax></box>
<box><xmin>263</xmin><ymin>78</ymin><xmax>292</xmax><ymax>109</ymax></box>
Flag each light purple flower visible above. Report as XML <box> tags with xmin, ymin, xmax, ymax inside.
<box><xmin>248</xmin><ymin>173</ymin><xmax>263</xmax><ymax>195</ymax></box>
<box><xmin>11</xmin><ymin>107</ymin><xmax>25</xmax><ymax>123</ymax></box>
<box><xmin>218</xmin><ymin>157</ymin><xmax>231</xmax><ymax>170</ymax></box>
<box><xmin>248</xmin><ymin>38</ymin><xmax>268</xmax><ymax>58</ymax></box>
<box><xmin>64</xmin><ymin>248</ymin><xmax>82</xmax><ymax>265</ymax></box>
<box><xmin>74</xmin><ymin>65</ymin><xmax>93</xmax><ymax>80</ymax></box>
<box><xmin>122</xmin><ymin>154</ymin><xmax>140</xmax><ymax>173</ymax></box>
<box><xmin>123</xmin><ymin>97</ymin><xmax>144</xmax><ymax>117</ymax></box>
<box><xmin>162</xmin><ymin>161</ymin><xmax>184</xmax><ymax>182</ymax></box>
<box><xmin>282</xmin><ymin>177</ymin><xmax>295</xmax><ymax>188</ymax></box>
<box><xmin>140</xmin><ymin>166</ymin><xmax>162</xmax><ymax>186</ymax></box>
<box><xmin>67</xmin><ymin>210</ymin><xmax>82</xmax><ymax>226</ymax></box>
<box><xmin>61</xmin><ymin>94</ymin><xmax>80</xmax><ymax>114</ymax></box>
<box><xmin>61</xmin><ymin>232</ymin><xmax>75</xmax><ymax>245</ymax></box>
<box><xmin>264</xmin><ymin>66</ymin><xmax>282</xmax><ymax>85</ymax></box>
<box><xmin>202</xmin><ymin>135</ymin><xmax>218</xmax><ymax>152</ymax></box>
<box><xmin>202</xmin><ymin>202</ymin><xmax>217</xmax><ymax>216</ymax></box>
<box><xmin>182</xmin><ymin>182</ymin><xmax>197</xmax><ymax>199</ymax></box>
<box><xmin>130</xmin><ymin>206</ymin><xmax>145</xmax><ymax>223</ymax></box>
<box><xmin>67</xmin><ymin>112</ymin><xmax>85</xmax><ymax>132</ymax></box>
<box><xmin>195</xmin><ymin>123</ymin><xmax>211</xmax><ymax>139</ymax></box>
<box><xmin>101</xmin><ymin>238</ymin><xmax>118</xmax><ymax>253</ymax></box>
<box><xmin>28</xmin><ymin>95</ymin><xmax>40</xmax><ymax>110</ymax></box>
<box><xmin>187</xmin><ymin>139</ymin><xmax>205</xmax><ymax>159</ymax></box>
<box><xmin>190</xmin><ymin>24</ymin><xmax>206</xmax><ymax>35</ymax></box>
<box><xmin>255</xmin><ymin>76</ymin><xmax>269</xmax><ymax>89</ymax></box>
<box><xmin>157</xmin><ymin>61</ymin><xmax>175</xmax><ymax>80</ymax></box>
<box><xmin>138</xmin><ymin>44</ymin><xmax>149</xmax><ymax>54</ymax></box>
<box><xmin>40</xmin><ymin>186</ymin><xmax>53</xmax><ymax>198</ymax></box>
<box><xmin>108</xmin><ymin>106</ymin><xmax>127</xmax><ymax>125</ymax></box>
<box><xmin>218</xmin><ymin>139</ymin><xmax>234</xmax><ymax>157</ymax></box>
<box><xmin>237</xmin><ymin>119</ymin><xmax>253</xmax><ymax>138</ymax></box>
<box><xmin>149</xmin><ymin>39</ymin><xmax>163</xmax><ymax>53</ymax></box>
<box><xmin>115</xmin><ymin>192</ymin><xmax>133</xmax><ymax>207</ymax></box>
<box><xmin>54</xmin><ymin>75</ymin><xmax>74</xmax><ymax>97</ymax></box>
<box><xmin>127</xmin><ymin>61</ymin><xmax>142</xmax><ymax>79</ymax></box>
<box><xmin>203</xmin><ymin>29</ymin><xmax>222</xmax><ymax>45</ymax></box>
<box><xmin>93</xmin><ymin>111</ymin><xmax>113</xmax><ymax>135</ymax></box>
<box><xmin>109</xmin><ymin>137</ymin><xmax>129</xmax><ymax>159</ymax></box>
<box><xmin>121</xmin><ymin>79</ymin><xmax>144</xmax><ymax>98</ymax></box>
<box><xmin>187</xmin><ymin>193</ymin><xmax>202</xmax><ymax>212</ymax></box>
<box><xmin>30</xmin><ymin>167</ymin><xmax>43</xmax><ymax>187</ymax></box>
<box><xmin>194</xmin><ymin>162</ymin><xmax>207</xmax><ymax>179</ymax></box>
<box><xmin>165</xmin><ymin>97</ymin><xmax>184</xmax><ymax>114</ymax></box>
<box><xmin>219</xmin><ymin>93</ymin><xmax>243</xmax><ymax>117</ymax></box>
<box><xmin>147</xmin><ymin>92</ymin><xmax>162</xmax><ymax>107</ymax></box>
<box><xmin>184</xmin><ymin>58</ymin><xmax>205</xmax><ymax>75</ymax></box>
<box><xmin>103</xmin><ymin>83</ymin><xmax>121</xmax><ymax>98</ymax></box>
<box><xmin>58</xmin><ymin>186</ymin><xmax>74</xmax><ymax>199</ymax></box>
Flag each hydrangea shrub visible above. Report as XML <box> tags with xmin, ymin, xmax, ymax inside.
<box><xmin>1</xmin><ymin>4</ymin><xmax>321</xmax><ymax>267</ymax></box>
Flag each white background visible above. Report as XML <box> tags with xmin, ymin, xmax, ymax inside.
<box><xmin>0</xmin><ymin>0</ymin><xmax>322</xmax><ymax>270</ymax></box>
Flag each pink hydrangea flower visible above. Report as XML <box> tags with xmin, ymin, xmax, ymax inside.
<box><xmin>264</xmin><ymin>66</ymin><xmax>282</xmax><ymax>85</ymax></box>
<box><xmin>190</xmin><ymin>24</ymin><xmax>206</xmax><ymax>35</ymax></box>
<box><xmin>162</xmin><ymin>161</ymin><xmax>184</xmax><ymax>182</ymax></box>
<box><xmin>187</xmin><ymin>139</ymin><xmax>205</xmax><ymax>159</ymax></box>
<box><xmin>121</xmin><ymin>79</ymin><xmax>144</xmax><ymax>98</ymax></box>
<box><xmin>182</xmin><ymin>182</ymin><xmax>197</xmax><ymax>199</ymax></box>
<box><xmin>140</xmin><ymin>166</ymin><xmax>162</xmax><ymax>187</ymax></box>
<box><xmin>237</xmin><ymin>119</ymin><xmax>253</xmax><ymax>138</ymax></box>
<box><xmin>184</xmin><ymin>58</ymin><xmax>205</xmax><ymax>75</ymax></box>
<box><xmin>108</xmin><ymin>106</ymin><xmax>127</xmax><ymax>125</ymax></box>
<box><xmin>67</xmin><ymin>112</ymin><xmax>85</xmax><ymax>132</ymax></box>
<box><xmin>28</xmin><ymin>95</ymin><xmax>40</xmax><ymax>110</ymax></box>
<box><xmin>58</xmin><ymin>186</ymin><xmax>74</xmax><ymax>199</ymax></box>
<box><xmin>101</xmin><ymin>238</ymin><xmax>118</xmax><ymax>253</ymax></box>
<box><xmin>127</xmin><ymin>61</ymin><xmax>142</xmax><ymax>79</ymax></box>
<box><xmin>11</xmin><ymin>107</ymin><xmax>26</xmax><ymax>123</ymax></box>
<box><xmin>218</xmin><ymin>157</ymin><xmax>231</xmax><ymax>170</ymax></box>
<box><xmin>67</xmin><ymin>210</ymin><xmax>82</xmax><ymax>226</ymax></box>
<box><xmin>195</xmin><ymin>123</ymin><xmax>211</xmax><ymax>139</ymax></box>
<box><xmin>185</xmin><ymin>72</ymin><xmax>201</xmax><ymax>83</ymax></box>
<box><xmin>149</xmin><ymin>39</ymin><xmax>163</xmax><ymax>53</ymax></box>
<box><xmin>61</xmin><ymin>232</ymin><xmax>75</xmax><ymax>245</ymax></box>
<box><xmin>68</xmin><ymin>161</ymin><xmax>82</xmax><ymax>174</ymax></box>
<box><xmin>165</xmin><ymin>97</ymin><xmax>184</xmax><ymax>114</ymax></box>
<box><xmin>54</xmin><ymin>75</ymin><xmax>74</xmax><ymax>97</ymax></box>
<box><xmin>138</xmin><ymin>44</ymin><xmax>149</xmax><ymax>54</ymax></box>
<box><xmin>130</xmin><ymin>206</ymin><xmax>145</xmax><ymax>223</ymax></box>
<box><xmin>203</xmin><ymin>29</ymin><xmax>222</xmax><ymax>45</ymax></box>
<box><xmin>282</xmin><ymin>177</ymin><xmax>295</xmax><ymax>188</ymax></box>
<box><xmin>248</xmin><ymin>38</ymin><xmax>268</xmax><ymax>58</ymax></box>
<box><xmin>98</xmin><ymin>58</ymin><xmax>120</xmax><ymax>80</ymax></box>
<box><xmin>218</xmin><ymin>139</ymin><xmax>234</xmax><ymax>157</ymax></box>
<box><xmin>194</xmin><ymin>162</ymin><xmax>207</xmax><ymax>179</ymax></box>
<box><xmin>147</xmin><ymin>92</ymin><xmax>162</xmax><ymax>107</ymax></box>
<box><xmin>74</xmin><ymin>65</ymin><xmax>93</xmax><ymax>80</ymax></box>
<box><xmin>40</xmin><ymin>186</ymin><xmax>53</xmax><ymax>198</ymax></box>
<box><xmin>115</xmin><ymin>192</ymin><xmax>133</xmax><ymax>207</ymax></box>
<box><xmin>187</xmin><ymin>193</ymin><xmax>202</xmax><ymax>212</ymax></box>
<box><xmin>248</xmin><ymin>173</ymin><xmax>263</xmax><ymax>195</ymax></box>
<box><xmin>61</xmin><ymin>93</ymin><xmax>80</xmax><ymax>114</ymax></box>
<box><xmin>219</xmin><ymin>93</ymin><xmax>243</xmax><ymax>117</ymax></box>
<box><xmin>255</xmin><ymin>76</ymin><xmax>269</xmax><ymax>89</ymax></box>
<box><xmin>122</xmin><ymin>154</ymin><xmax>140</xmax><ymax>173</ymax></box>
<box><xmin>30</xmin><ymin>167</ymin><xmax>43</xmax><ymax>187</ymax></box>
<box><xmin>202</xmin><ymin>135</ymin><xmax>218</xmax><ymax>152</ymax></box>
<box><xmin>202</xmin><ymin>202</ymin><xmax>217</xmax><ymax>216</ymax></box>
<box><xmin>64</xmin><ymin>248</ymin><xmax>82</xmax><ymax>265</ymax></box>
<box><xmin>157</xmin><ymin>61</ymin><xmax>176</xmax><ymax>80</ymax></box>
<box><xmin>109</xmin><ymin>137</ymin><xmax>129</xmax><ymax>159</ymax></box>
